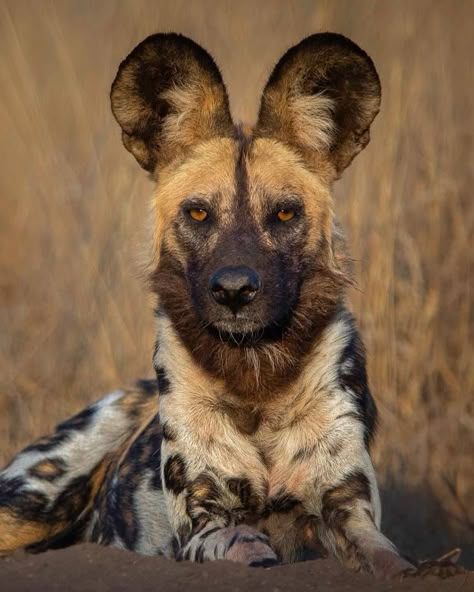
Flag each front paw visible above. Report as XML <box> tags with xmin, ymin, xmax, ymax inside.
<box><xmin>224</xmin><ymin>525</ymin><xmax>279</xmax><ymax>567</ymax></box>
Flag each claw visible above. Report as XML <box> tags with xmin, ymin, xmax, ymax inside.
<box><xmin>433</xmin><ymin>547</ymin><xmax>462</xmax><ymax>565</ymax></box>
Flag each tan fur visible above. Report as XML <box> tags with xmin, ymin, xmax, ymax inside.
<box><xmin>151</xmin><ymin>138</ymin><xmax>238</xmax><ymax>266</ymax></box>
<box><xmin>111</xmin><ymin>34</ymin><xmax>234</xmax><ymax>173</ymax></box>
<box><xmin>113</xmin><ymin>386</ymin><xmax>159</xmax><ymax>422</ymax></box>
<box><xmin>0</xmin><ymin>510</ymin><xmax>66</xmax><ymax>555</ymax></box>
<box><xmin>29</xmin><ymin>459</ymin><xmax>64</xmax><ymax>478</ymax></box>
<box><xmin>246</xmin><ymin>138</ymin><xmax>335</xmax><ymax>255</ymax></box>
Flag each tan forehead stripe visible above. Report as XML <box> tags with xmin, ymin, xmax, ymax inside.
<box><xmin>151</xmin><ymin>137</ymin><xmax>238</xmax><ymax>264</ymax></box>
<box><xmin>150</xmin><ymin>135</ymin><xmax>334</xmax><ymax>264</ymax></box>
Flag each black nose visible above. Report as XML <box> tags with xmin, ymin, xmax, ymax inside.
<box><xmin>209</xmin><ymin>266</ymin><xmax>260</xmax><ymax>313</ymax></box>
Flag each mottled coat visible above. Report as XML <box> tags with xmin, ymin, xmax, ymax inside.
<box><xmin>0</xmin><ymin>33</ymin><xmax>452</xmax><ymax>578</ymax></box>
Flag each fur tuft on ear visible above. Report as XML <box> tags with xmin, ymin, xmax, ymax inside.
<box><xmin>111</xmin><ymin>33</ymin><xmax>234</xmax><ymax>173</ymax></box>
<box><xmin>256</xmin><ymin>33</ymin><xmax>381</xmax><ymax>179</ymax></box>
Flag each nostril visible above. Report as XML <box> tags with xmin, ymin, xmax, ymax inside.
<box><xmin>211</xmin><ymin>287</ymin><xmax>228</xmax><ymax>303</ymax></box>
<box><xmin>239</xmin><ymin>285</ymin><xmax>257</xmax><ymax>303</ymax></box>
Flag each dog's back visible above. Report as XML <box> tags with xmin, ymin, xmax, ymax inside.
<box><xmin>0</xmin><ymin>381</ymin><xmax>158</xmax><ymax>554</ymax></box>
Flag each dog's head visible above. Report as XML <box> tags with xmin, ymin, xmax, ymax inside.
<box><xmin>111</xmin><ymin>33</ymin><xmax>380</xmax><ymax>389</ymax></box>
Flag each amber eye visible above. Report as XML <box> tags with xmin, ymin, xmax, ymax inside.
<box><xmin>189</xmin><ymin>208</ymin><xmax>208</xmax><ymax>222</ymax></box>
<box><xmin>277</xmin><ymin>209</ymin><xmax>295</xmax><ymax>222</ymax></box>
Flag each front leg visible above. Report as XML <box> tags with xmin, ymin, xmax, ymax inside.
<box><xmin>315</xmin><ymin>469</ymin><xmax>415</xmax><ymax>579</ymax></box>
<box><xmin>161</xmin><ymin>447</ymin><xmax>276</xmax><ymax>566</ymax></box>
<box><xmin>315</xmin><ymin>473</ymin><xmax>463</xmax><ymax>579</ymax></box>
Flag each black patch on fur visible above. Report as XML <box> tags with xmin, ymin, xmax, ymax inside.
<box><xmin>143</xmin><ymin>415</ymin><xmax>163</xmax><ymax>489</ymax></box>
<box><xmin>136</xmin><ymin>378</ymin><xmax>159</xmax><ymax>396</ymax></box>
<box><xmin>321</xmin><ymin>470</ymin><xmax>371</xmax><ymax>528</ymax></box>
<box><xmin>292</xmin><ymin>437</ymin><xmax>343</xmax><ymax>461</ymax></box>
<box><xmin>90</xmin><ymin>512</ymin><xmax>114</xmax><ymax>546</ymax></box>
<box><xmin>161</xmin><ymin>422</ymin><xmax>177</xmax><ymax>442</ymax></box>
<box><xmin>237</xmin><ymin>534</ymin><xmax>268</xmax><ymax>544</ymax></box>
<box><xmin>56</xmin><ymin>406</ymin><xmax>95</xmax><ymax>433</ymax></box>
<box><xmin>188</xmin><ymin>512</ymin><xmax>209</xmax><ymax>536</ymax></box>
<box><xmin>103</xmin><ymin>481</ymin><xmax>139</xmax><ymax>549</ymax></box>
<box><xmin>27</xmin><ymin>513</ymin><xmax>91</xmax><ymax>553</ymax></box>
<box><xmin>194</xmin><ymin>543</ymin><xmax>206</xmax><ymax>563</ymax></box>
<box><xmin>338</xmin><ymin>319</ymin><xmax>378</xmax><ymax>447</ymax></box>
<box><xmin>155</xmin><ymin>366</ymin><xmax>171</xmax><ymax>395</ymax></box>
<box><xmin>164</xmin><ymin>454</ymin><xmax>187</xmax><ymax>494</ymax></box>
<box><xmin>186</xmin><ymin>473</ymin><xmax>241</xmax><ymax>530</ymax></box>
<box><xmin>227</xmin><ymin>477</ymin><xmax>251</xmax><ymax>504</ymax></box>
<box><xmin>292</xmin><ymin>445</ymin><xmax>318</xmax><ymax>462</ymax></box>
<box><xmin>263</xmin><ymin>490</ymin><xmax>301</xmax><ymax>516</ymax></box>
<box><xmin>0</xmin><ymin>475</ymin><xmax>46</xmax><ymax>518</ymax></box>
<box><xmin>53</xmin><ymin>473</ymin><xmax>98</xmax><ymax>522</ymax></box>
<box><xmin>328</xmin><ymin>439</ymin><xmax>344</xmax><ymax>457</ymax></box>
<box><xmin>8</xmin><ymin>461</ymin><xmax>109</xmax><ymax>554</ymax></box>
<box><xmin>171</xmin><ymin>536</ymin><xmax>181</xmax><ymax>558</ymax></box>
<box><xmin>234</xmin><ymin>126</ymin><xmax>251</xmax><ymax>207</ymax></box>
<box><xmin>226</xmin><ymin>530</ymin><xmax>241</xmax><ymax>551</ymax></box>
<box><xmin>177</xmin><ymin>522</ymin><xmax>192</xmax><ymax>547</ymax></box>
<box><xmin>152</xmin><ymin>339</ymin><xmax>160</xmax><ymax>363</ymax></box>
<box><xmin>23</xmin><ymin>431</ymin><xmax>70</xmax><ymax>455</ymax></box>
<box><xmin>91</xmin><ymin>414</ymin><xmax>163</xmax><ymax>549</ymax></box>
<box><xmin>149</xmin><ymin>457</ymin><xmax>163</xmax><ymax>490</ymax></box>
<box><xmin>226</xmin><ymin>477</ymin><xmax>260</xmax><ymax>514</ymax></box>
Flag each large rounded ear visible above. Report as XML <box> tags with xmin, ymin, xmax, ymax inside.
<box><xmin>255</xmin><ymin>33</ymin><xmax>381</xmax><ymax>179</ymax></box>
<box><xmin>111</xmin><ymin>33</ymin><xmax>234</xmax><ymax>174</ymax></box>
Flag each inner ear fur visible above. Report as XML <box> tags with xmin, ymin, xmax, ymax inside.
<box><xmin>111</xmin><ymin>33</ymin><xmax>234</xmax><ymax>173</ymax></box>
<box><xmin>256</xmin><ymin>33</ymin><xmax>381</xmax><ymax>179</ymax></box>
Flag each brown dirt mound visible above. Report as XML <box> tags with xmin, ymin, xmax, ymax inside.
<box><xmin>0</xmin><ymin>545</ymin><xmax>471</xmax><ymax>592</ymax></box>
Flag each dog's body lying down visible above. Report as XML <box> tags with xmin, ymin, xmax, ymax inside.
<box><xmin>0</xmin><ymin>33</ymin><xmax>460</xmax><ymax>578</ymax></box>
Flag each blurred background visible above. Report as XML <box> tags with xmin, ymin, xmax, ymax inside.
<box><xmin>0</xmin><ymin>0</ymin><xmax>472</xmax><ymax>566</ymax></box>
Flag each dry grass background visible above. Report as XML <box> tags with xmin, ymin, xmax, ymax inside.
<box><xmin>0</xmin><ymin>0</ymin><xmax>473</xmax><ymax>565</ymax></box>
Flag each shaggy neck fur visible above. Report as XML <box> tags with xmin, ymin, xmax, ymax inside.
<box><xmin>151</xmin><ymin>248</ymin><xmax>350</xmax><ymax>400</ymax></box>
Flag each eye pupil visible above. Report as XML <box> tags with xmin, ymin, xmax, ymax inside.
<box><xmin>277</xmin><ymin>209</ymin><xmax>295</xmax><ymax>222</ymax></box>
<box><xmin>189</xmin><ymin>208</ymin><xmax>208</xmax><ymax>222</ymax></box>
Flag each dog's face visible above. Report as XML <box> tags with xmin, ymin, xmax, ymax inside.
<box><xmin>111</xmin><ymin>33</ymin><xmax>380</xmax><ymax>374</ymax></box>
<box><xmin>152</xmin><ymin>136</ymin><xmax>332</xmax><ymax>340</ymax></box>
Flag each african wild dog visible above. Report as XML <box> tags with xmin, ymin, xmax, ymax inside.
<box><xmin>0</xmin><ymin>33</ymin><xmax>461</xmax><ymax>578</ymax></box>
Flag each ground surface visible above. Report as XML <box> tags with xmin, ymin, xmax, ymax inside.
<box><xmin>0</xmin><ymin>545</ymin><xmax>472</xmax><ymax>592</ymax></box>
